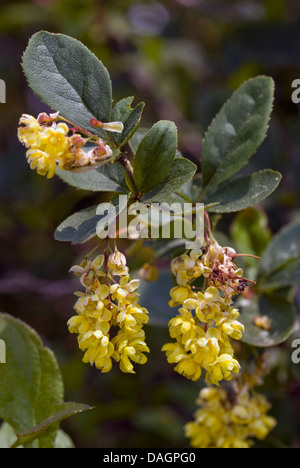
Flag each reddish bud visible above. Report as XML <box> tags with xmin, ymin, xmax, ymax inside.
<box><xmin>90</xmin><ymin>118</ymin><xmax>103</xmax><ymax>128</ymax></box>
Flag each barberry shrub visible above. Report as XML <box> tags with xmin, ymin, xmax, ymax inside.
<box><xmin>1</xmin><ymin>31</ymin><xmax>299</xmax><ymax>448</ymax></box>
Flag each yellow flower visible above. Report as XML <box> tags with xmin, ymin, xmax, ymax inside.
<box><xmin>250</xmin><ymin>416</ymin><xmax>277</xmax><ymax>440</ymax></box>
<box><xmin>116</xmin><ymin>304</ymin><xmax>149</xmax><ymax>332</ymax></box>
<box><xmin>170</xmin><ymin>252</ymin><xmax>209</xmax><ymax>285</ymax></box>
<box><xmin>67</xmin><ymin>313</ymin><xmax>92</xmax><ymax>335</ymax></box>
<box><xmin>185</xmin><ymin>386</ymin><xmax>276</xmax><ymax>448</ymax></box>
<box><xmin>190</xmin><ymin>286</ymin><xmax>222</xmax><ymax>323</ymax></box>
<box><xmin>175</xmin><ymin>357</ymin><xmax>202</xmax><ymax>381</ymax></box>
<box><xmin>18</xmin><ymin>114</ymin><xmax>74</xmax><ymax>178</ymax></box>
<box><xmin>110</xmin><ymin>275</ymin><xmax>140</xmax><ymax>304</ymax></box>
<box><xmin>161</xmin><ymin>341</ymin><xmax>187</xmax><ymax>364</ymax></box>
<box><xmin>38</xmin><ymin>123</ymin><xmax>70</xmax><ymax>156</ymax></box>
<box><xmin>73</xmin><ymin>288</ymin><xmax>113</xmax><ymax>322</ymax></box>
<box><xmin>191</xmin><ymin>328</ymin><xmax>221</xmax><ymax>368</ymax></box>
<box><xmin>216</xmin><ymin>306</ymin><xmax>244</xmax><ymax>340</ymax></box>
<box><xmin>163</xmin><ymin>326</ymin><xmax>229</xmax><ymax>382</ymax></box>
<box><xmin>68</xmin><ymin>252</ymin><xmax>150</xmax><ymax>374</ymax></box>
<box><xmin>168</xmin><ymin>308</ymin><xmax>199</xmax><ymax>343</ymax></box>
<box><xmin>18</xmin><ymin>114</ymin><xmax>42</xmax><ymax>147</ymax></box>
<box><xmin>69</xmin><ymin>255</ymin><xmax>106</xmax><ymax>290</ymax></box>
<box><xmin>206</xmin><ymin>353</ymin><xmax>240</xmax><ymax>386</ymax></box>
<box><xmin>169</xmin><ymin>285</ymin><xmax>193</xmax><ymax>307</ymax></box>
<box><xmin>80</xmin><ymin>329</ymin><xmax>114</xmax><ymax>372</ymax></box>
<box><xmin>163</xmin><ymin>243</ymin><xmax>248</xmax><ymax>385</ymax></box>
<box><xmin>112</xmin><ymin>329</ymin><xmax>149</xmax><ymax>373</ymax></box>
<box><xmin>26</xmin><ymin>149</ymin><xmax>57</xmax><ymax>179</ymax></box>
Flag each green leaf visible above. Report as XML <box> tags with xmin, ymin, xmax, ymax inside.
<box><xmin>0</xmin><ymin>423</ymin><xmax>75</xmax><ymax>449</ymax></box>
<box><xmin>141</xmin><ymin>157</ymin><xmax>197</xmax><ymax>202</ymax></box>
<box><xmin>110</xmin><ymin>97</ymin><xmax>145</xmax><ymax>148</ymax></box>
<box><xmin>128</xmin><ymin>128</ymin><xmax>149</xmax><ymax>155</ymax></box>
<box><xmin>0</xmin><ymin>313</ymin><xmax>63</xmax><ymax>447</ymax></box>
<box><xmin>177</xmin><ymin>174</ymin><xmax>202</xmax><ymax>204</ymax></box>
<box><xmin>205</xmin><ymin>169</ymin><xmax>281</xmax><ymax>213</ymax></box>
<box><xmin>231</xmin><ymin>207</ymin><xmax>271</xmax><ymax>259</ymax></box>
<box><xmin>201</xmin><ymin>76</ymin><xmax>274</xmax><ymax>193</ymax></box>
<box><xmin>133</xmin><ymin>120</ymin><xmax>178</xmax><ymax>194</ymax></box>
<box><xmin>55</xmin><ymin>196</ymin><xmax>128</xmax><ymax>244</ymax></box>
<box><xmin>22</xmin><ymin>31</ymin><xmax>112</xmax><ymax>135</ymax></box>
<box><xmin>0</xmin><ymin>314</ymin><xmax>91</xmax><ymax>448</ymax></box>
<box><xmin>11</xmin><ymin>402</ymin><xmax>92</xmax><ymax>449</ymax></box>
<box><xmin>238</xmin><ymin>294</ymin><xmax>297</xmax><ymax>347</ymax></box>
<box><xmin>258</xmin><ymin>220</ymin><xmax>300</xmax><ymax>279</ymax></box>
<box><xmin>56</xmin><ymin>162</ymin><xmax>127</xmax><ymax>193</ymax></box>
<box><xmin>259</xmin><ymin>258</ymin><xmax>300</xmax><ymax>291</ymax></box>
<box><xmin>54</xmin><ymin>205</ymin><xmax>99</xmax><ymax>243</ymax></box>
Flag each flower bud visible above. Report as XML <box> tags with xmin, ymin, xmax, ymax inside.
<box><xmin>138</xmin><ymin>263</ymin><xmax>158</xmax><ymax>282</ymax></box>
<box><xmin>108</xmin><ymin>251</ymin><xmax>128</xmax><ymax>275</ymax></box>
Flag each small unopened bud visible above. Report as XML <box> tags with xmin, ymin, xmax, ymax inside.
<box><xmin>97</xmin><ymin>138</ymin><xmax>109</xmax><ymax>155</ymax></box>
<box><xmin>108</xmin><ymin>251</ymin><xmax>128</xmax><ymax>275</ymax></box>
<box><xmin>89</xmin><ymin>119</ymin><xmax>124</xmax><ymax>133</ymax></box>
<box><xmin>139</xmin><ymin>263</ymin><xmax>158</xmax><ymax>282</ymax></box>
<box><xmin>90</xmin><ymin>118</ymin><xmax>102</xmax><ymax>127</ymax></box>
<box><xmin>70</xmin><ymin>135</ymin><xmax>87</xmax><ymax>148</ymax></box>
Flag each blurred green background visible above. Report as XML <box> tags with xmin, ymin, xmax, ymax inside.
<box><xmin>1</xmin><ymin>0</ymin><xmax>300</xmax><ymax>448</ymax></box>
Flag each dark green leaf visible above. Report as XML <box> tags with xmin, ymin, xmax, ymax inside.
<box><xmin>55</xmin><ymin>196</ymin><xmax>128</xmax><ymax>244</ymax></box>
<box><xmin>205</xmin><ymin>169</ymin><xmax>281</xmax><ymax>213</ymax></box>
<box><xmin>141</xmin><ymin>157</ymin><xmax>197</xmax><ymax>203</ymax></box>
<box><xmin>259</xmin><ymin>258</ymin><xmax>300</xmax><ymax>291</ymax></box>
<box><xmin>22</xmin><ymin>31</ymin><xmax>112</xmax><ymax>135</ymax></box>
<box><xmin>128</xmin><ymin>128</ymin><xmax>149</xmax><ymax>155</ymax></box>
<box><xmin>133</xmin><ymin>120</ymin><xmax>178</xmax><ymax>194</ymax></box>
<box><xmin>258</xmin><ymin>220</ymin><xmax>300</xmax><ymax>278</ymax></box>
<box><xmin>54</xmin><ymin>205</ymin><xmax>99</xmax><ymax>243</ymax></box>
<box><xmin>238</xmin><ymin>294</ymin><xmax>297</xmax><ymax>347</ymax></box>
<box><xmin>110</xmin><ymin>97</ymin><xmax>145</xmax><ymax>148</ymax></box>
<box><xmin>177</xmin><ymin>174</ymin><xmax>202</xmax><ymax>203</ymax></box>
<box><xmin>201</xmin><ymin>76</ymin><xmax>274</xmax><ymax>193</ymax></box>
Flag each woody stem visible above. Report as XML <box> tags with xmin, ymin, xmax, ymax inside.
<box><xmin>119</xmin><ymin>152</ymin><xmax>136</xmax><ymax>191</ymax></box>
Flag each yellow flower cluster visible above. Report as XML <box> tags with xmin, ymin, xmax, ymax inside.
<box><xmin>185</xmin><ymin>386</ymin><xmax>276</xmax><ymax>448</ymax></box>
<box><xmin>18</xmin><ymin>114</ymin><xmax>73</xmax><ymax>178</ymax></box>
<box><xmin>18</xmin><ymin>113</ymin><xmax>123</xmax><ymax>178</ymax></box>
<box><xmin>67</xmin><ymin>252</ymin><xmax>149</xmax><ymax>374</ymax></box>
<box><xmin>162</xmin><ymin>243</ymin><xmax>245</xmax><ymax>385</ymax></box>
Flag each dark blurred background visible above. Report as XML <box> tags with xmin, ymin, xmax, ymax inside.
<box><xmin>1</xmin><ymin>0</ymin><xmax>300</xmax><ymax>448</ymax></box>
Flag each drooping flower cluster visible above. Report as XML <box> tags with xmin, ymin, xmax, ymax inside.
<box><xmin>162</xmin><ymin>242</ymin><xmax>247</xmax><ymax>385</ymax></box>
<box><xmin>184</xmin><ymin>386</ymin><xmax>276</xmax><ymax>448</ymax></box>
<box><xmin>18</xmin><ymin>113</ymin><xmax>123</xmax><ymax>178</ymax></box>
<box><xmin>67</xmin><ymin>251</ymin><xmax>149</xmax><ymax>374</ymax></box>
